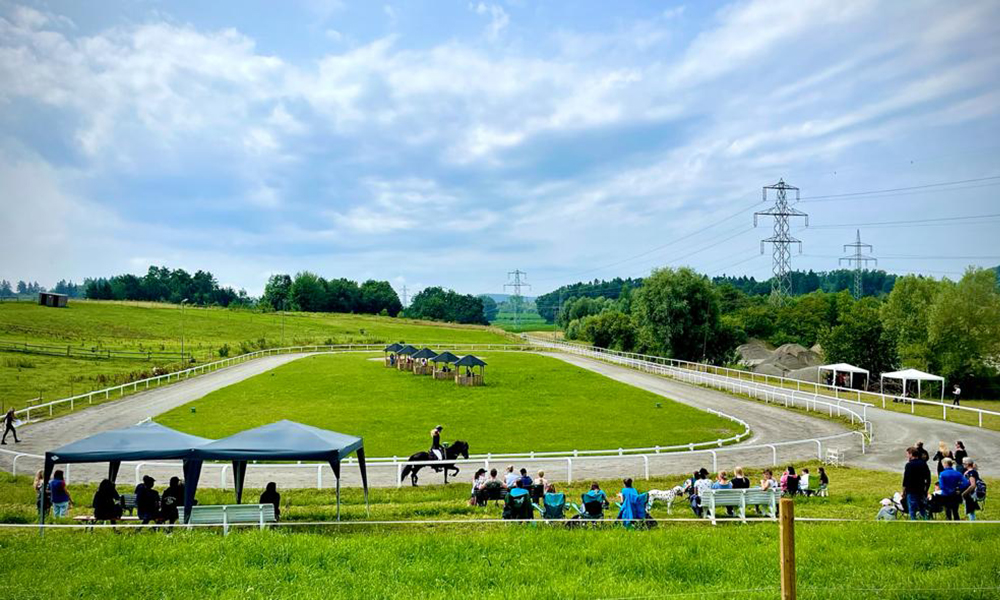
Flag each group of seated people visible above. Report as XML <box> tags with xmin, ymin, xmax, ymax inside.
<box><xmin>469</xmin><ymin>466</ymin><xmax>654</xmax><ymax>525</ymax></box>
<box><xmin>684</xmin><ymin>465</ymin><xmax>829</xmax><ymax>518</ymax></box>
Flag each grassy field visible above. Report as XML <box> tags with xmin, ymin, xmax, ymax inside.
<box><xmin>1</xmin><ymin>465</ymin><xmax>997</xmax><ymax>599</ymax></box>
<box><xmin>0</xmin><ymin>301</ymin><xmax>510</xmax><ymax>408</ymax></box>
<box><xmin>156</xmin><ymin>352</ymin><xmax>742</xmax><ymax>456</ymax></box>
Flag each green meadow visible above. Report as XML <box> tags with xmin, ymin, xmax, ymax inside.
<box><xmin>1</xmin><ymin>465</ymin><xmax>997</xmax><ymax>599</ymax></box>
<box><xmin>0</xmin><ymin>300</ymin><xmax>510</xmax><ymax>407</ymax></box>
<box><xmin>157</xmin><ymin>352</ymin><xmax>742</xmax><ymax>456</ymax></box>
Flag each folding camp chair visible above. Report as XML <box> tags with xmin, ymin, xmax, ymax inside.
<box><xmin>532</xmin><ymin>492</ymin><xmax>566</xmax><ymax>520</ymax></box>
<box><xmin>502</xmin><ymin>490</ymin><xmax>534</xmax><ymax>520</ymax></box>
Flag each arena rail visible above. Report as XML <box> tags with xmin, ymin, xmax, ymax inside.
<box><xmin>0</xmin><ymin>430</ymin><xmax>864</xmax><ymax>490</ymax></box>
<box><xmin>530</xmin><ymin>338</ymin><xmax>875</xmax><ymax>441</ymax></box>
<box><xmin>528</xmin><ymin>337</ymin><xmax>1000</xmax><ymax>430</ymax></box>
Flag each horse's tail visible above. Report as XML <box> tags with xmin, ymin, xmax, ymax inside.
<box><xmin>400</xmin><ymin>464</ymin><xmax>413</xmax><ymax>483</ymax></box>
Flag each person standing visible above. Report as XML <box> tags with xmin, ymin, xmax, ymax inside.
<box><xmin>937</xmin><ymin>458</ymin><xmax>968</xmax><ymax>521</ymax></box>
<box><xmin>952</xmin><ymin>384</ymin><xmax>962</xmax><ymax>406</ymax></box>
<box><xmin>932</xmin><ymin>441</ymin><xmax>953</xmax><ymax>476</ymax></box>
<box><xmin>1</xmin><ymin>407</ymin><xmax>19</xmax><ymax>444</ymax></box>
<box><xmin>954</xmin><ymin>441</ymin><xmax>968</xmax><ymax>467</ymax></box>
<box><xmin>962</xmin><ymin>458</ymin><xmax>982</xmax><ymax>521</ymax></box>
<box><xmin>49</xmin><ymin>470</ymin><xmax>72</xmax><ymax>518</ymax></box>
<box><xmin>901</xmin><ymin>447</ymin><xmax>931</xmax><ymax>520</ymax></box>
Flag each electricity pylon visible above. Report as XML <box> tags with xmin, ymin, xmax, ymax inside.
<box><xmin>840</xmin><ymin>230</ymin><xmax>876</xmax><ymax>299</ymax></box>
<box><xmin>754</xmin><ymin>179</ymin><xmax>809</xmax><ymax>304</ymax></box>
<box><xmin>504</xmin><ymin>270</ymin><xmax>530</xmax><ymax>328</ymax></box>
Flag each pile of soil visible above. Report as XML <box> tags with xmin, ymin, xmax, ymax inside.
<box><xmin>737</xmin><ymin>340</ymin><xmax>824</xmax><ymax>379</ymax></box>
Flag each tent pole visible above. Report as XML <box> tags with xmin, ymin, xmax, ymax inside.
<box><xmin>336</xmin><ymin>476</ymin><xmax>341</xmax><ymax>522</ymax></box>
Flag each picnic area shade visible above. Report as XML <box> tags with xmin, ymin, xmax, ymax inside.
<box><xmin>397</xmin><ymin>344</ymin><xmax>418</xmax><ymax>356</ymax></box>
<box><xmin>186</xmin><ymin>420</ymin><xmax>368</xmax><ymax>522</ymax></box>
<box><xmin>817</xmin><ymin>363</ymin><xmax>869</xmax><ymax>389</ymax></box>
<box><xmin>454</xmin><ymin>355</ymin><xmax>487</xmax><ymax>368</ymax></box>
<box><xmin>411</xmin><ymin>347</ymin><xmax>438</xmax><ymax>360</ymax></box>
<box><xmin>41</xmin><ymin>421</ymin><xmax>212</xmax><ymax>524</ymax></box>
<box><xmin>431</xmin><ymin>351</ymin><xmax>460</xmax><ymax>363</ymax></box>
<box><xmin>880</xmin><ymin>368</ymin><xmax>945</xmax><ymax>399</ymax></box>
<box><xmin>383</xmin><ymin>343</ymin><xmax>403</xmax><ymax>353</ymax></box>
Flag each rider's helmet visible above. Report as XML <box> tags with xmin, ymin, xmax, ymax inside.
<box><xmin>435</xmin><ymin>425</ymin><xmax>443</xmax><ymax>432</ymax></box>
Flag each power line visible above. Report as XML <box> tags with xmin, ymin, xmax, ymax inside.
<box><xmin>798</xmin><ymin>175</ymin><xmax>1000</xmax><ymax>203</ymax></box>
<box><xmin>808</xmin><ymin>212</ymin><xmax>1000</xmax><ymax>229</ymax></box>
<box><xmin>840</xmin><ymin>230</ymin><xmax>877</xmax><ymax>299</ymax></box>
<box><xmin>754</xmin><ymin>179</ymin><xmax>808</xmax><ymax>304</ymax></box>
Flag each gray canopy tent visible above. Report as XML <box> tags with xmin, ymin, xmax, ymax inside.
<box><xmin>41</xmin><ymin>421</ymin><xmax>211</xmax><ymax>524</ymax></box>
<box><xmin>186</xmin><ymin>420</ymin><xmax>369</xmax><ymax>522</ymax></box>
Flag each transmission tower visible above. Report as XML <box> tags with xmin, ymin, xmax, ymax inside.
<box><xmin>840</xmin><ymin>229</ymin><xmax>877</xmax><ymax>299</ymax></box>
<box><xmin>754</xmin><ymin>179</ymin><xmax>809</xmax><ymax>304</ymax></box>
<box><xmin>504</xmin><ymin>270</ymin><xmax>530</xmax><ymax>328</ymax></box>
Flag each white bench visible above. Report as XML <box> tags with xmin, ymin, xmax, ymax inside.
<box><xmin>702</xmin><ymin>488</ymin><xmax>777</xmax><ymax>524</ymax></box>
<box><xmin>178</xmin><ymin>504</ymin><xmax>276</xmax><ymax>534</ymax></box>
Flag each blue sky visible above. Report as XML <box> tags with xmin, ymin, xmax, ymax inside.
<box><xmin>1</xmin><ymin>0</ymin><xmax>999</xmax><ymax>297</ymax></box>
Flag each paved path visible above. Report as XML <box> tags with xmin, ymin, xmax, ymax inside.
<box><xmin>2</xmin><ymin>350</ymin><xmax>996</xmax><ymax>492</ymax></box>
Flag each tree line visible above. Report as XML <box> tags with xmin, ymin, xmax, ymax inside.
<box><xmin>712</xmin><ymin>269</ymin><xmax>897</xmax><ymax>297</ymax></box>
<box><xmin>83</xmin><ymin>267</ymin><xmax>251</xmax><ymax>307</ymax></box>
<box><xmin>260</xmin><ymin>273</ymin><xmax>403</xmax><ymax>316</ymax></box>
<box><xmin>555</xmin><ymin>266</ymin><xmax>1000</xmax><ymax>395</ymax></box>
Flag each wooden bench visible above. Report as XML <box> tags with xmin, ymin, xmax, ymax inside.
<box><xmin>178</xmin><ymin>504</ymin><xmax>277</xmax><ymax>535</ymax></box>
<box><xmin>702</xmin><ymin>488</ymin><xmax>777</xmax><ymax>524</ymax></box>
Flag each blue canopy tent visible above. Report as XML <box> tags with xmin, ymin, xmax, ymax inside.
<box><xmin>41</xmin><ymin>421</ymin><xmax>212</xmax><ymax>525</ymax></box>
<box><xmin>187</xmin><ymin>420</ymin><xmax>368</xmax><ymax>522</ymax></box>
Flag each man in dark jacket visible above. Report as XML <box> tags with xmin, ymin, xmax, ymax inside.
<box><xmin>902</xmin><ymin>447</ymin><xmax>931</xmax><ymax>520</ymax></box>
<box><xmin>135</xmin><ymin>475</ymin><xmax>161</xmax><ymax>524</ymax></box>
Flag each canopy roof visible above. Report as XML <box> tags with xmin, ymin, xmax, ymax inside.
<box><xmin>431</xmin><ymin>351</ymin><xmax>460</xmax><ymax>363</ymax></box>
<box><xmin>411</xmin><ymin>348</ymin><xmax>438</xmax><ymax>360</ymax></box>
<box><xmin>384</xmin><ymin>343</ymin><xmax>403</xmax><ymax>353</ymax></box>
<box><xmin>193</xmin><ymin>420</ymin><xmax>364</xmax><ymax>461</ymax></box>
<box><xmin>817</xmin><ymin>363</ymin><xmax>869</xmax><ymax>375</ymax></box>
<box><xmin>397</xmin><ymin>344</ymin><xmax>418</xmax><ymax>356</ymax></box>
<box><xmin>881</xmin><ymin>368</ymin><xmax>943</xmax><ymax>382</ymax></box>
<box><xmin>455</xmin><ymin>355</ymin><xmax>487</xmax><ymax>367</ymax></box>
<box><xmin>46</xmin><ymin>421</ymin><xmax>211</xmax><ymax>464</ymax></box>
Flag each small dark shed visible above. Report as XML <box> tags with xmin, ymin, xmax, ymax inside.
<box><xmin>38</xmin><ymin>292</ymin><xmax>68</xmax><ymax>308</ymax></box>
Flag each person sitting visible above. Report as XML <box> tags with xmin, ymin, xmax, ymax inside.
<box><xmin>533</xmin><ymin>470</ymin><xmax>549</xmax><ymax>489</ymax></box>
<box><xmin>259</xmin><ymin>481</ymin><xmax>281</xmax><ymax>521</ymax></box>
<box><xmin>799</xmin><ymin>469</ymin><xmax>812</xmax><ymax>496</ymax></box>
<box><xmin>470</xmin><ymin>468</ymin><xmax>487</xmax><ymax>504</ymax></box>
<box><xmin>134</xmin><ymin>475</ymin><xmax>160</xmax><ymax>524</ymax></box>
<box><xmin>781</xmin><ymin>467</ymin><xmax>800</xmax><ymax>496</ymax></box>
<box><xmin>756</xmin><ymin>469</ymin><xmax>778</xmax><ymax>514</ymax></box>
<box><xmin>160</xmin><ymin>477</ymin><xmax>184</xmax><ymax>524</ymax></box>
<box><xmin>502</xmin><ymin>480</ymin><xmax>533</xmax><ymax>520</ymax></box>
<box><xmin>818</xmin><ymin>467</ymin><xmax>830</xmax><ymax>494</ymax></box>
<box><xmin>712</xmin><ymin>471</ymin><xmax>734</xmax><ymax>516</ymax></box>
<box><xmin>537</xmin><ymin>484</ymin><xmax>567</xmax><ymax>520</ymax></box>
<box><xmin>926</xmin><ymin>482</ymin><xmax>946</xmax><ymax>519</ymax></box>
<box><xmin>731</xmin><ymin>467</ymin><xmax>751</xmax><ymax>489</ymax></box>
<box><xmin>576</xmin><ymin>482</ymin><xmax>609</xmax><ymax>519</ymax></box>
<box><xmin>429</xmin><ymin>426</ymin><xmax>444</xmax><ymax>460</ymax></box>
<box><xmin>478</xmin><ymin>469</ymin><xmax>505</xmax><ymax>506</ymax></box>
<box><xmin>92</xmin><ymin>479</ymin><xmax>122</xmax><ymax>524</ymax></box>
<box><xmin>503</xmin><ymin>465</ymin><xmax>519</xmax><ymax>489</ymax></box>
<box><xmin>691</xmin><ymin>470</ymin><xmax>714</xmax><ymax>518</ymax></box>
<box><xmin>517</xmin><ymin>468</ymin><xmax>532</xmax><ymax>489</ymax></box>
<box><xmin>616</xmin><ymin>478</ymin><xmax>649</xmax><ymax>527</ymax></box>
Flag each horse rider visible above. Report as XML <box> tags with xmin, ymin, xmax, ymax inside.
<box><xmin>430</xmin><ymin>425</ymin><xmax>444</xmax><ymax>461</ymax></box>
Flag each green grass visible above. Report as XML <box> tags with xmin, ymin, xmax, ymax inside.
<box><xmin>0</xmin><ymin>300</ymin><xmax>510</xmax><ymax>407</ymax></box>
<box><xmin>1</xmin><ymin>466</ymin><xmax>997</xmax><ymax>599</ymax></box>
<box><xmin>157</xmin><ymin>352</ymin><xmax>742</xmax><ymax>456</ymax></box>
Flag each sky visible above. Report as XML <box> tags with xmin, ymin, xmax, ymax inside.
<box><xmin>1</xmin><ymin>0</ymin><xmax>999</xmax><ymax>298</ymax></box>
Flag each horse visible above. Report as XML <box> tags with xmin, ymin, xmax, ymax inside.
<box><xmin>400</xmin><ymin>440</ymin><xmax>470</xmax><ymax>486</ymax></box>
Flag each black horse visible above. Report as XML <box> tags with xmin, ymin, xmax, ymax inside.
<box><xmin>400</xmin><ymin>440</ymin><xmax>470</xmax><ymax>486</ymax></box>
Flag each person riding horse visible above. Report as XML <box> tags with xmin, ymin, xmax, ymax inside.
<box><xmin>430</xmin><ymin>425</ymin><xmax>444</xmax><ymax>461</ymax></box>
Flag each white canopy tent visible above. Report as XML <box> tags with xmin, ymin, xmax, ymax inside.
<box><xmin>818</xmin><ymin>363</ymin><xmax>869</xmax><ymax>389</ymax></box>
<box><xmin>880</xmin><ymin>368</ymin><xmax>945</xmax><ymax>400</ymax></box>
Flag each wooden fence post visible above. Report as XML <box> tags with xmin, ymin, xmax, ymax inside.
<box><xmin>779</xmin><ymin>497</ymin><xmax>796</xmax><ymax>600</ymax></box>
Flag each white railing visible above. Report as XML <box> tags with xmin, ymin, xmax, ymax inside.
<box><xmin>13</xmin><ymin>343</ymin><xmax>536</xmax><ymax>422</ymax></box>
<box><xmin>0</xmin><ymin>430</ymin><xmax>864</xmax><ymax>489</ymax></box>
<box><xmin>531</xmin><ymin>338</ymin><xmax>875</xmax><ymax>441</ymax></box>
<box><xmin>528</xmin><ymin>337</ymin><xmax>1000</xmax><ymax>430</ymax></box>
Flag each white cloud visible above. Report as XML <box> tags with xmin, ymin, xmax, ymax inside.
<box><xmin>470</xmin><ymin>2</ymin><xmax>509</xmax><ymax>41</ymax></box>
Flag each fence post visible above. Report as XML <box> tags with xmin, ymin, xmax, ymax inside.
<box><xmin>566</xmin><ymin>458</ymin><xmax>573</xmax><ymax>484</ymax></box>
<box><xmin>317</xmin><ymin>464</ymin><xmax>323</xmax><ymax>489</ymax></box>
<box><xmin>12</xmin><ymin>453</ymin><xmax>23</xmax><ymax>475</ymax></box>
<box><xmin>396</xmin><ymin>463</ymin><xmax>403</xmax><ymax>489</ymax></box>
<box><xmin>710</xmin><ymin>450</ymin><xmax>718</xmax><ymax>472</ymax></box>
<box><xmin>779</xmin><ymin>498</ymin><xmax>796</xmax><ymax>600</ymax></box>
<box><xmin>642</xmin><ymin>455</ymin><xmax>649</xmax><ymax>480</ymax></box>
<box><xmin>814</xmin><ymin>439</ymin><xmax>822</xmax><ymax>460</ymax></box>
<box><xmin>769</xmin><ymin>445</ymin><xmax>777</xmax><ymax>466</ymax></box>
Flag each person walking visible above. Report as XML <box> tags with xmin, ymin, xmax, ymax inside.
<box><xmin>1</xmin><ymin>407</ymin><xmax>19</xmax><ymax>444</ymax></box>
<box><xmin>938</xmin><ymin>458</ymin><xmax>968</xmax><ymax>521</ymax></box>
<box><xmin>952</xmin><ymin>384</ymin><xmax>962</xmax><ymax>406</ymax></box>
<box><xmin>902</xmin><ymin>447</ymin><xmax>931</xmax><ymax>520</ymax></box>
